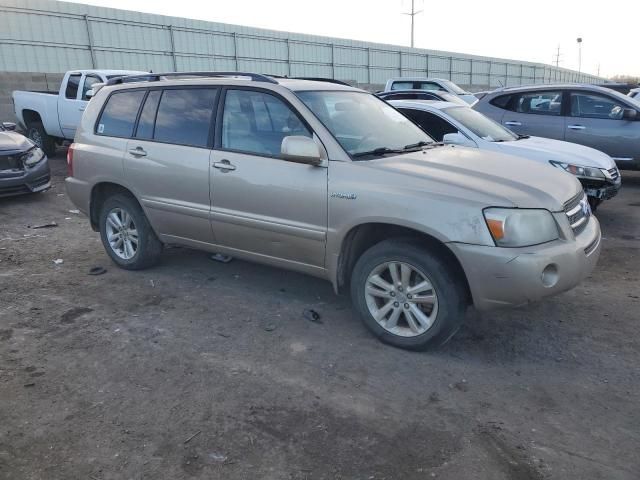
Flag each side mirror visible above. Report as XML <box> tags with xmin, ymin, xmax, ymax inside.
<box><xmin>622</xmin><ymin>108</ymin><xmax>638</xmax><ymax>121</ymax></box>
<box><xmin>85</xmin><ymin>89</ymin><xmax>95</xmax><ymax>99</ymax></box>
<box><xmin>442</xmin><ymin>132</ymin><xmax>475</xmax><ymax>147</ymax></box>
<box><xmin>1</xmin><ymin>122</ymin><xmax>16</xmax><ymax>131</ymax></box>
<box><xmin>281</xmin><ymin>136</ymin><xmax>322</xmax><ymax>166</ymax></box>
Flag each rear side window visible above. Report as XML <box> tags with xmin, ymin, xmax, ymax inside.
<box><xmin>509</xmin><ymin>90</ymin><xmax>563</xmax><ymax>116</ymax></box>
<box><xmin>400</xmin><ymin>108</ymin><xmax>457</xmax><ymax>141</ymax></box>
<box><xmin>153</xmin><ymin>89</ymin><xmax>217</xmax><ymax>147</ymax></box>
<box><xmin>416</xmin><ymin>81</ymin><xmax>445</xmax><ymax>91</ymax></box>
<box><xmin>390</xmin><ymin>81</ymin><xmax>414</xmax><ymax>91</ymax></box>
<box><xmin>96</xmin><ymin>90</ymin><xmax>145</xmax><ymax>138</ymax></box>
<box><xmin>135</xmin><ymin>90</ymin><xmax>161</xmax><ymax>140</ymax></box>
<box><xmin>65</xmin><ymin>74</ymin><xmax>81</xmax><ymax>99</ymax></box>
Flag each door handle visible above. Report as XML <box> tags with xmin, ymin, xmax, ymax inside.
<box><xmin>568</xmin><ymin>124</ymin><xmax>586</xmax><ymax>130</ymax></box>
<box><xmin>212</xmin><ymin>160</ymin><xmax>236</xmax><ymax>171</ymax></box>
<box><xmin>78</xmin><ymin>106</ymin><xmax>86</xmax><ymax>112</ymax></box>
<box><xmin>504</xmin><ymin>121</ymin><xmax>522</xmax><ymax>126</ymax></box>
<box><xmin>128</xmin><ymin>147</ymin><xmax>147</xmax><ymax>157</ymax></box>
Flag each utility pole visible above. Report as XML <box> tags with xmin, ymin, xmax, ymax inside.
<box><xmin>403</xmin><ymin>0</ymin><xmax>423</xmax><ymax>48</ymax></box>
<box><xmin>597</xmin><ymin>63</ymin><xmax>600</xmax><ymax>77</ymax></box>
<box><xmin>553</xmin><ymin>45</ymin><xmax>562</xmax><ymax>68</ymax></box>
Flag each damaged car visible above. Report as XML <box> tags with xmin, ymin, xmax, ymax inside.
<box><xmin>0</xmin><ymin>122</ymin><xmax>50</xmax><ymax>198</ymax></box>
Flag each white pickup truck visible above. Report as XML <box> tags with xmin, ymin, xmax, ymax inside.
<box><xmin>13</xmin><ymin>69</ymin><xmax>146</xmax><ymax>156</ymax></box>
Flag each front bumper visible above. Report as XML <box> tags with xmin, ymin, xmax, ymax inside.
<box><xmin>449</xmin><ymin>215</ymin><xmax>601</xmax><ymax>311</ymax></box>
<box><xmin>582</xmin><ymin>179</ymin><xmax>621</xmax><ymax>201</ymax></box>
<box><xmin>0</xmin><ymin>158</ymin><xmax>51</xmax><ymax>198</ymax></box>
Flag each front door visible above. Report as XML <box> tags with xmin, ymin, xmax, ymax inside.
<box><xmin>564</xmin><ymin>90</ymin><xmax>640</xmax><ymax>163</ymax></box>
<box><xmin>501</xmin><ymin>89</ymin><xmax>565</xmax><ymax>140</ymax></box>
<box><xmin>58</xmin><ymin>73</ymin><xmax>85</xmax><ymax>139</ymax></box>
<box><xmin>124</xmin><ymin>87</ymin><xmax>219</xmax><ymax>245</ymax></box>
<box><xmin>210</xmin><ymin>88</ymin><xmax>328</xmax><ymax>268</ymax></box>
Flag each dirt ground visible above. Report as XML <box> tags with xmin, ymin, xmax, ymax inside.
<box><xmin>1</xmin><ymin>152</ymin><xmax>639</xmax><ymax>480</ymax></box>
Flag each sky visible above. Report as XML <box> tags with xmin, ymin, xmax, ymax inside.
<box><xmin>68</xmin><ymin>0</ymin><xmax>639</xmax><ymax>78</ymax></box>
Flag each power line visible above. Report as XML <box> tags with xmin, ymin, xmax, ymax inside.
<box><xmin>402</xmin><ymin>0</ymin><xmax>423</xmax><ymax>48</ymax></box>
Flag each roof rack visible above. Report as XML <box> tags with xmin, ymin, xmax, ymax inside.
<box><xmin>292</xmin><ymin>77</ymin><xmax>352</xmax><ymax>86</ymax></box>
<box><xmin>105</xmin><ymin>71</ymin><xmax>278</xmax><ymax>86</ymax></box>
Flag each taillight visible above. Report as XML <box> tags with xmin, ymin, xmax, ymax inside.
<box><xmin>67</xmin><ymin>143</ymin><xmax>75</xmax><ymax>177</ymax></box>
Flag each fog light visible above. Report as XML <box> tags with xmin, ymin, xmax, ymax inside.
<box><xmin>541</xmin><ymin>264</ymin><xmax>558</xmax><ymax>288</ymax></box>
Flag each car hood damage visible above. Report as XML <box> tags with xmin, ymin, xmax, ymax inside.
<box><xmin>0</xmin><ymin>131</ymin><xmax>34</xmax><ymax>152</ymax></box>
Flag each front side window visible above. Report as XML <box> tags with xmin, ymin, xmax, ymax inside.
<box><xmin>511</xmin><ymin>90</ymin><xmax>562</xmax><ymax>116</ymax></box>
<box><xmin>81</xmin><ymin>75</ymin><xmax>102</xmax><ymax>101</ymax></box>
<box><xmin>400</xmin><ymin>109</ymin><xmax>458</xmax><ymax>142</ymax></box>
<box><xmin>416</xmin><ymin>81</ymin><xmax>445</xmax><ymax>91</ymax></box>
<box><xmin>221</xmin><ymin>90</ymin><xmax>311</xmax><ymax>157</ymax></box>
<box><xmin>297</xmin><ymin>91</ymin><xmax>433</xmax><ymax>157</ymax></box>
<box><xmin>96</xmin><ymin>90</ymin><xmax>145</xmax><ymax>138</ymax></box>
<box><xmin>444</xmin><ymin>106</ymin><xmax>518</xmax><ymax>142</ymax></box>
<box><xmin>570</xmin><ymin>92</ymin><xmax>626</xmax><ymax>120</ymax></box>
<box><xmin>154</xmin><ymin>88</ymin><xmax>218</xmax><ymax>147</ymax></box>
<box><xmin>65</xmin><ymin>74</ymin><xmax>81</xmax><ymax>99</ymax></box>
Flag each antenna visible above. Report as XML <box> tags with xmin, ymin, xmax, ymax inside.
<box><xmin>402</xmin><ymin>0</ymin><xmax>423</xmax><ymax>48</ymax></box>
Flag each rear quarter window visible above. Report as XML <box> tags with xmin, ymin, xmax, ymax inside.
<box><xmin>96</xmin><ymin>90</ymin><xmax>145</xmax><ymax>138</ymax></box>
<box><xmin>489</xmin><ymin>94</ymin><xmax>511</xmax><ymax>109</ymax></box>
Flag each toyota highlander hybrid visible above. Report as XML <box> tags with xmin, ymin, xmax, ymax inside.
<box><xmin>65</xmin><ymin>72</ymin><xmax>601</xmax><ymax>350</ymax></box>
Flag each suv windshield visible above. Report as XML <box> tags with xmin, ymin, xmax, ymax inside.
<box><xmin>297</xmin><ymin>91</ymin><xmax>433</xmax><ymax>158</ymax></box>
<box><xmin>444</xmin><ymin>106</ymin><xmax>518</xmax><ymax>142</ymax></box>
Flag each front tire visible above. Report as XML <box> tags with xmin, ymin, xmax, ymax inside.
<box><xmin>26</xmin><ymin>122</ymin><xmax>56</xmax><ymax>157</ymax></box>
<box><xmin>99</xmin><ymin>193</ymin><xmax>162</xmax><ymax>270</ymax></box>
<box><xmin>350</xmin><ymin>239</ymin><xmax>467</xmax><ymax>350</ymax></box>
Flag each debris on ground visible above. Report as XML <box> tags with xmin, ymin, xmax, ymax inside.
<box><xmin>207</xmin><ymin>452</ymin><xmax>228</xmax><ymax>463</ymax></box>
<box><xmin>303</xmin><ymin>308</ymin><xmax>323</xmax><ymax>324</ymax></box>
<box><xmin>264</xmin><ymin>324</ymin><xmax>277</xmax><ymax>332</ymax></box>
<box><xmin>68</xmin><ymin>209</ymin><xmax>80</xmax><ymax>214</ymax></box>
<box><xmin>210</xmin><ymin>253</ymin><xmax>233</xmax><ymax>263</ymax></box>
<box><xmin>184</xmin><ymin>430</ymin><xmax>201</xmax><ymax>444</ymax></box>
<box><xmin>88</xmin><ymin>266</ymin><xmax>107</xmax><ymax>276</ymax></box>
<box><xmin>52</xmin><ymin>258</ymin><xmax>64</xmax><ymax>265</ymax></box>
<box><xmin>29</xmin><ymin>222</ymin><xmax>58</xmax><ymax>229</ymax></box>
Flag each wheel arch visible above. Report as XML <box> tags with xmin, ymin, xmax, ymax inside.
<box><xmin>22</xmin><ymin>109</ymin><xmax>42</xmax><ymax>126</ymax></box>
<box><xmin>334</xmin><ymin>222</ymin><xmax>471</xmax><ymax>304</ymax></box>
<box><xmin>89</xmin><ymin>182</ymin><xmax>142</xmax><ymax>232</ymax></box>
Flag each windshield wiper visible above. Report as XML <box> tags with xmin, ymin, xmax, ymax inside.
<box><xmin>516</xmin><ymin>134</ymin><xmax>530</xmax><ymax>140</ymax></box>
<box><xmin>403</xmin><ymin>140</ymin><xmax>432</xmax><ymax>150</ymax></box>
<box><xmin>352</xmin><ymin>147</ymin><xmax>404</xmax><ymax>158</ymax></box>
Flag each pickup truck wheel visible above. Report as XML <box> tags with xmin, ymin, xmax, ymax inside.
<box><xmin>26</xmin><ymin>122</ymin><xmax>56</xmax><ymax>157</ymax></box>
<box><xmin>350</xmin><ymin>239</ymin><xmax>467</xmax><ymax>350</ymax></box>
<box><xmin>99</xmin><ymin>194</ymin><xmax>162</xmax><ymax>270</ymax></box>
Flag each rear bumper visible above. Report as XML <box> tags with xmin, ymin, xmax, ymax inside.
<box><xmin>65</xmin><ymin>176</ymin><xmax>92</xmax><ymax>216</ymax></box>
<box><xmin>0</xmin><ymin>158</ymin><xmax>51</xmax><ymax>198</ymax></box>
<box><xmin>449</xmin><ymin>216</ymin><xmax>601</xmax><ymax>311</ymax></box>
<box><xmin>614</xmin><ymin>158</ymin><xmax>639</xmax><ymax>171</ymax></box>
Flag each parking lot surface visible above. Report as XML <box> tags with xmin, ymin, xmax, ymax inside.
<box><xmin>1</xmin><ymin>152</ymin><xmax>639</xmax><ymax>480</ymax></box>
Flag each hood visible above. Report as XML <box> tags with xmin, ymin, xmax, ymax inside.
<box><xmin>496</xmin><ymin>136</ymin><xmax>616</xmax><ymax>170</ymax></box>
<box><xmin>0</xmin><ymin>131</ymin><xmax>34</xmax><ymax>152</ymax></box>
<box><xmin>359</xmin><ymin>145</ymin><xmax>582</xmax><ymax>212</ymax></box>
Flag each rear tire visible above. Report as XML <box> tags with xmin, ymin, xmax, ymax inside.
<box><xmin>350</xmin><ymin>238</ymin><xmax>467</xmax><ymax>350</ymax></box>
<box><xmin>98</xmin><ymin>193</ymin><xmax>162</xmax><ymax>270</ymax></box>
<box><xmin>26</xmin><ymin>122</ymin><xmax>56</xmax><ymax>157</ymax></box>
<box><xmin>588</xmin><ymin>196</ymin><xmax>601</xmax><ymax>212</ymax></box>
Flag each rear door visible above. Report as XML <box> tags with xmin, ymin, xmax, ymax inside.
<box><xmin>58</xmin><ymin>73</ymin><xmax>83</xmax><ymax>139</ymax></box>
<box><xmin>565</xmin><ymin>90</ymin><xmax>640</xmax><ymax>163</ymax></box>
<box><xmin>124</xmin><ymin>87</ymin><xmax>219</xmax><ymax>245</ymax></box>
<box><xmin>209</xmin><ymin>87</ymin><xmax>328</xmax><ymax>268</ymax></box>
<box><xmin>501</xmin><ymin>89</ymin><xmax>565</xmax><ymax>139</ymax></box>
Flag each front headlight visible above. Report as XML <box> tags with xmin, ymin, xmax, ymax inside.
<box><xmin>483</xmin><ymin>208</ymin><xmax>559</xmax><ymax>247</ymax></box>
<box><xmin>549</xmin><ymin>160</ymin><xmax>605</xmax><ymax>180</ymax></box>
<box><xmin>22</xmin><ymin>147</ymin><xmax>45</xmax><ymax>167</ymax></box>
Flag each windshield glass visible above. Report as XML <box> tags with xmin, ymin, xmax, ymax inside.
<box><xmin>297</xmin><ymin>91</ymin><xmax>434</xmax><ymax>157</ymax></box>
<box><xmin>440</xmin><ymin>80</ymin><xmax>470</xmax><ymax>95</ymax></box>
<box><xmin>445</xmin><ymin>106</ymin><xmax>518</xmax><ymax>142</ymax></box>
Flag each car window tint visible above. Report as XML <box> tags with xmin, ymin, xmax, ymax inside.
<box><xmin>511</xmin><ymin>91</ymin><xmax>562</xmax><ymax>116</ymax></box>
<box><xmin>65</xmin><ymin>74</ymin><xmax>81</xmax><ymax>99</ymax></box>
<box><xmin>96</xmin><ymin>90</ymin><xmax>145</xmax><ymax>138</ymax></box>
<box><xmin>135</xmin><ymin>90</ymin><xmax>161</xmax><ymax>140</ymax></box>
<box><xmin>490</xmin><ymin>94</ymin><xmax>511</xmax><ymax>109</ymax></box>
<box><xmin>390</xmin><ymin>81</ymin><xmax>414</xmax><ymax>91</ymax></box>
<box><xmin>81</xmin><ymin>75</ymin><xmax>102</xmax><ymax>101</ymax></box>
<box><xmin>400</xmin><ymin>109</ymin><xmax>457</xmax><ymax>142</ymax></box>
<box><xmin>222</xmin><ymin>90</ymin><xmax>311</xmax><ymax>157</ymax></box>
<box><xmin>570</xmin><ymin>92</ymin><xmax>626</xmax><ymax>120</ymax></box>
<box><xmin>153</xmin><ymin>89</ymin><xmax>217</xmax><ymax>147</ymax></box>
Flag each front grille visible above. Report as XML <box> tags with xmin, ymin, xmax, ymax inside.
<box><xmin>564</xmin><ymin>192</ymin><xmax>591</xmax><ymax>235</ymax></box>
<box><xmin>0</xmin><ymin>153</ymin><xmax>23</xmax><ymax>172</ymax></box>
<box><xmin>29</xmin><ymin>173</ymin><xmax>50</xmax><ymax>188</ymax></box>
<box><xmin>607</xmin><ymin>167</ymin><xmax>620</xmax><ymax>181</ymax></box>
<box><xmin>0</xmin><ymin>184</ymin><xmax>30</xmax><ymax>197</ymax></box>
